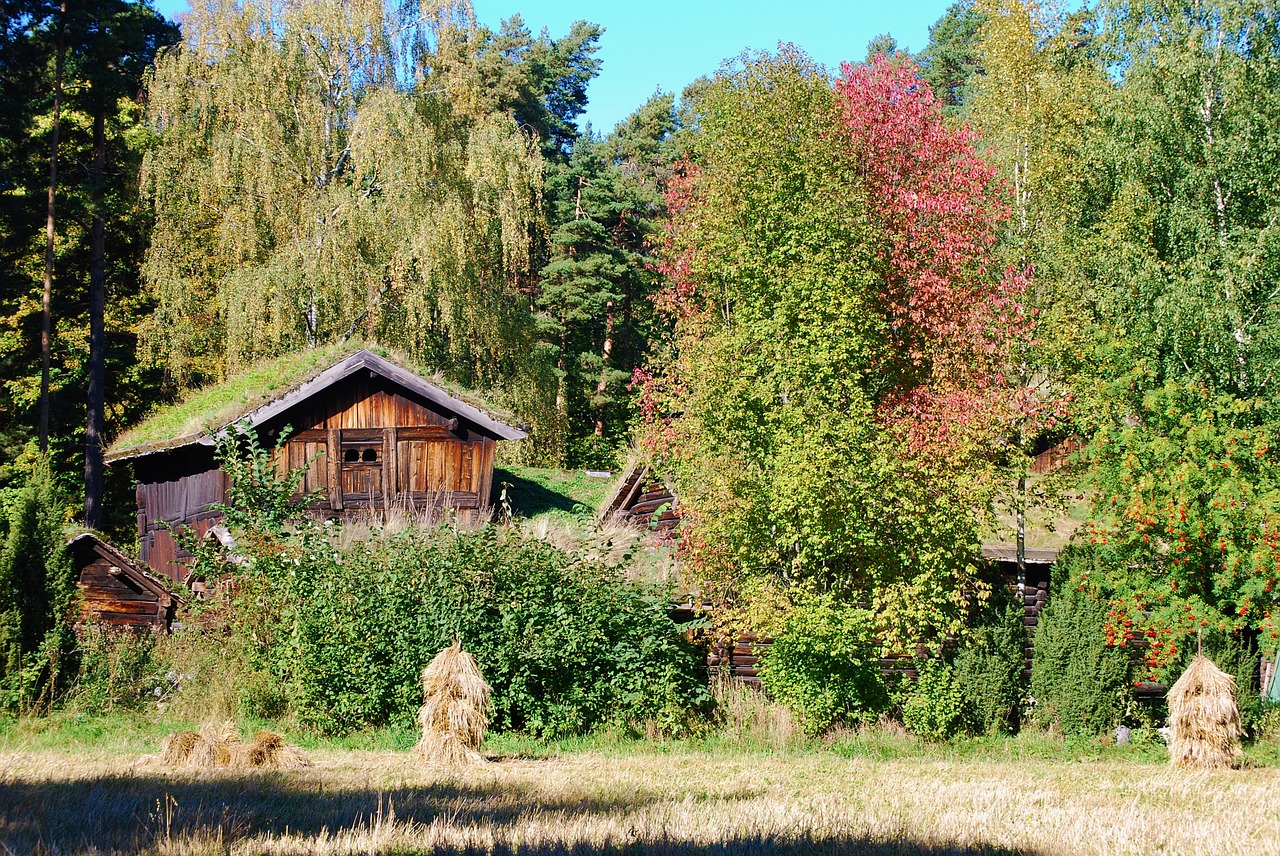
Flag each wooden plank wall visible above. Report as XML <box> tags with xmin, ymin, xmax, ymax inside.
<box><xmin>272</xmin><ymin>380</ymin><xmax>499</xmax><ymax>517</ymax></box>
<box><xmin>138</xmin><ymin>377</ymin><xmax>506</xmax><ymax>577</ymax></box>
<box><xmin>1030</xmin><ymin>436</ymin><xmax>1085</xmax><ymax>475</ymax></box>
<box><xmin>137</xmin><ymin>469</ymin><xmax>228</xmax><ymax>582</ymax></box>
<box><xmin>77</xmin><ymin>554</ymin><xmax>172</xmax><ymax>629</ymax></box>
<box><xmin>709</xmin><ymin>634</ymin><xmax>922</xmax><ymax>687</ymax></box>
<box><xmin>607</xmin><ymin>468</ymin><xmax>679</xmax><ymax>538</ymax></box>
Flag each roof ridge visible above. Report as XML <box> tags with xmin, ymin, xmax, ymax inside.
<box><xmin>108</xmin><ymin>346</ymin><xmax>525</xmax><ymax>462</ymax></box>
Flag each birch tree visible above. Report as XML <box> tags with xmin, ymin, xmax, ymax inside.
<box><xmin>140</xmin><ymin>0</ymin><xmax>546</xmax><ymax>410</ymax></box>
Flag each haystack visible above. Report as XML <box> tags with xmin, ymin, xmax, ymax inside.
<box><xmin>416</xmin><ymin>641</ymin><xmax>491</xmax><ymax>768</ymax></box>
<box><xmin>156</xmin><ymin>722</ymin><xmax>306</xmax><ymax>770</ymax></box>
<box><xmin>235</xmin><ymin>730</ymin><xmax>308</xmax><ymax>769</ymax></box>
<box><xmin>1168</xmin><ymin>654</ymin><xmax>1242</xmax><ymax>770</ymax></box>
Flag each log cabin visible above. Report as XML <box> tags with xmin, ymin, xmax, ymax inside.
<box><xmin>69</xmin><ymin>532</ymin><xmax>182</xmax><ymax>631</ymax></box>
<box><xmin>601</xmin><ymin>463</ymin><xmax>680</xmax><ymax>538</ymax></box>
<box><xmin>106</xmin><ymin>348</ymin><xmax>526</xmax><ymax>582</ymax></box>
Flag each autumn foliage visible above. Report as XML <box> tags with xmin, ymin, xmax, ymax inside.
<box><xmin>837</xmin><ymin>56</ymin><xmax>1036</xmax><ymax>461</ymax></box>
<box><xmin>640</xmin><ymin>51</ymin><xmax>1036</xmax><ymax>647</ymax></box>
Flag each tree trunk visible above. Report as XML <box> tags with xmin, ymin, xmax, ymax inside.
<box><xmin>39</xmin><ymin>3</ymin><xmax>67</xmax><ymax>454</ymax></box>
<box><xmin>85</xmin><ymin>106</ymin><xmax>107</xmax><ymax>529</ymax></box>
<box><xmin>594</xmin><ymin>299</ymin><xmax>615</xmax><ymax>437</ymax></box>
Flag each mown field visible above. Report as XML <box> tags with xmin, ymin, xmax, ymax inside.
<box><xmin>3</xmin><ymin>717</ymin><xmax>1280</xmax><ymax>855</ymax></box>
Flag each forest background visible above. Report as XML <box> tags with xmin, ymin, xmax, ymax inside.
<box><xmin>3</xmin><ymin>0</ymin><xmax>1280</xmax><ymax>735</ymax></box>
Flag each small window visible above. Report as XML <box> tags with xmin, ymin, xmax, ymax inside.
<box><xmin>362</xmin><ymin>447</ymin><xmax>379</xmax><ymax>463</ymax></box>
<box><xmin>344</xmin><ymin>448</ymin><xmax>359</xmax><ymax>463</ymax></box>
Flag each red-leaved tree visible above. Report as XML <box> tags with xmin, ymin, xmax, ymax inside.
<box><xmin>638</xmin><ymin>51</ymin><xmax>1040</xmax><ymax>648</ymax></box>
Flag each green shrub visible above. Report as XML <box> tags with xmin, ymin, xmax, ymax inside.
<box><xmin>220</xmin><ymin>524</ymin><xmax>709</xmax><ymax>737</ymax></box>
<box><xmin>1255</xmin><ymin>703</ymin><xmax>1280</xmax><ymax>743</ymax></box>
<box><xmin>756</xmin><ymin>592</ymin><xmax>889</xmax><ymax>736</ymax></box>
<box><xmin>0</xmin><ymin>456</ymin><xmax>74</xmax><ymax>712</ymax></box>
<box><xmin>212</xmin><ymin>423</ymin><xmax>315</xmax><ymax>534</ymax></box>
<box><xmin>952</xmin><ymin>591</ymin><xmax>1027</xmax><ymax>736</ymax></box>
<box><xmin>1030</xmin><ymin>568</ymin><xmax>1133</xmax><ymax>736</ymax></box>
<box><xmin>899</xmin><ymin>585</ymin><xmax>1027</xmax><ymax>741</ymax></box>
<box><xmin>902</xmin><ymin>658</ymin><xmax>967</xmax><ymax>740</ymax></box>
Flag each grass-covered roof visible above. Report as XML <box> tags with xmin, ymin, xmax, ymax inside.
<box><xmin>108</xmin><ymin>343</ymin><xmax>522</xmax><ymax>461</ymax></box>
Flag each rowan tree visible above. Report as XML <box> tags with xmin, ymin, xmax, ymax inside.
<box><xmin>1060</xmin><ymin>0</ymin><xmax>1280</xmax><ymax>669</ymax></box>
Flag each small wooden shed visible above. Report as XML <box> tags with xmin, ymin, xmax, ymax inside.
<box><xmin>107</xmin><ymin>348</ymin><xmax>526</xmax><ymax>582</ymax></box>
<box><xmin>602</xmin><ymin>464</ymin><xmax>680</xmax><ymax>536</ymax></box>
<box><xmin>69</xmin><ymin>532</ymin><xmax>181</xmax><ymax>631</ymax></box>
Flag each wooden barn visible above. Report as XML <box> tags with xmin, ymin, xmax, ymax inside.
<box><xmin>602</xmin><ymin>463</ymin><xmax>680</xmax><ymax>537</ymax></box>
<box><xmin>106</xmin><ymin>348</ymin><xmax>526</xmax><ymax>582</ymax></box>
<box><xmin>69</xmin><ymin>532</ymin><xmax>182</xmax><ymax>631</ymax></box>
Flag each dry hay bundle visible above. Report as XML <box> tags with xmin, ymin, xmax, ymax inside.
<box><xmin>1168</xmin><ymin>654</ymin><xmax>1243</xmax><ymax>770</ymax></box>
<box><xmin>236</xmin><ymin>730</ymin><xmax>308</xmax><ymax>770</ymax></box>
<box><xmin>416</xmin><ymin>641</ymin><xmax>491</xmax><ymax>768</ymax></box>
<box><xmin>156</xmin><ymin>722</ymin><xmax>306</xmax><ymax>770</ymax></box>
<box><xmin>159</xmin><ymin>730</ymin><xmax>199</xmax><ymax>765</ymax></box>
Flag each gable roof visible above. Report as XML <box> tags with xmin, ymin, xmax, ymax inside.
<box><xmin>107</xmin><ymin>347</ymin><xmax>526</xmax><ymax>463</ymax></box>
<box><xmin>68</xmin><ymin>532</ymin><xmax>183</xmax><ymax>604</ymax></box>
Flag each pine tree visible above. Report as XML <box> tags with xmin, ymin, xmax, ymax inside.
<box><xmin>537</xmin><ymin>94</ymin><xmax>677</xmax><ymax>465</ymax></box>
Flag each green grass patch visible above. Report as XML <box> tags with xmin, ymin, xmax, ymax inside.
<box><xmin>110</xmin><ymin>342</ymin><xmax>517</xmax><ymax>456</ymax></box>
<box><xmin>0</xmin><ymin>712</ymin><xmax>198</xmax><ymax>756</ymax></box>
<box><xmin>828</xmin><ymin>726</ymin><xmax>1172</xmax><ymax>765</ymax></box>
<box><xmin>8</xmin><ymin>711</ymin><xmax>1280</xmax><ymax>769</ymax></box>
<box><xmin>494</xmin><ymin>465</ymin><xmax>619</xmax><ymax>520</ymax></box>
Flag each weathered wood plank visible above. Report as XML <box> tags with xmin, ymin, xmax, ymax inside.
<box><xmin>328</xmin><ymin>427</ymin><xmax>342</xmax><ymax>511</ymax></box>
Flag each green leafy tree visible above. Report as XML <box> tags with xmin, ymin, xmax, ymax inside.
<box><xmin>426</xmin><ymin>8</ymin><xmax>602</xmax><ymax>162</ymax></box>
<box><xmin>0</xmin><ymin>0</ymin><xmax>175</xmax><ymax>535</ymax></box>
<box><xmin>1054</xmin><ymin>0</ymin><xmax>1280</xmax><ymax>665</ymax></box>
<box><xmin>139</xmin><ymin>0</ymin><xmax>560</xmax><ymax>453</ymax></box>
<box><xmin>640</xmin><ymin>51</ymin><xmax>1033</xmax><ymax>649</ymax></box>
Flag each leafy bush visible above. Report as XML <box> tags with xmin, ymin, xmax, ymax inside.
<box><xmin>952</xmin><ymin>591</ymin><xmax>1027</xmax><ymax>736</ymax></box>
<box><xmin>756</xmin><ymin>592</ymin><xmax>890</xmax><ymax>736</ymax></box>
<box><xmin>217</xmin><ymin>523</ymin><xmax>709</xmax><ymax>737</ymax></box>
<box><xmin>212</xmin><ymin>423</ymin><xmax>315</xmax><ymax>533</ymax></box>
<box><xmin>900</xmin><ymin>585</ymin><xmax>1026</xmax><ymax>741</ymax></box>
<box><xmin>1030</xmin><ymin>567</ymin><xmax>1133</xmax><ymax>736</ymax></box>
<box><xmin>902</xmin><ymin>658</ymin><xmax>967</xmax><ymax>741</ymax></box>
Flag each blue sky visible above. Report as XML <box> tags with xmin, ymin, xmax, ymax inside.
<box><xmin>149</xmin><ymin>1</ymin><xmax>955</xmax><ymax>133</ymax></box>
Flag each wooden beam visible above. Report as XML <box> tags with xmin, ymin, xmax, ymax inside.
<box><xmin>384</xmin><ymin>427</ymin><xmax>398</xmax><ymax>506</ymax></box>
<box><xmin>328</xmin><ymin>428</ymin><xmax>343</xmax><ymax>511</ymax></box>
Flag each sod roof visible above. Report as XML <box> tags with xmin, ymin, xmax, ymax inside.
<box><xmin>107</xmin><ymin>344</ymin><xmax>525</xmax><ymax>462</ymax></box>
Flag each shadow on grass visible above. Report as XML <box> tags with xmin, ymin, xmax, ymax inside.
<box><xmin>493</xmin><ymin>468</ymin><xmax>585</xmax><ymax>518</ymax></box>
<box><xmin>0</xmin><ymin>766</ymin><xmax>1042</xmax><ymax>855</ymax></box>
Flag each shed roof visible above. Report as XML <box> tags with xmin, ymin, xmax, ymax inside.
<box><xmin>68</xmin><ymin>532</ymin><xmax>182</xmax><ymax>604</ymax></box>
<box><xmin>108</xmin><ymin>347</ymin><xmax>526</xmax><ymax>463</ymax></box>
<box><xmin>980</xmin><ymin>543</ymin><xmax>1060</xmax><ymax>565</ymax></box>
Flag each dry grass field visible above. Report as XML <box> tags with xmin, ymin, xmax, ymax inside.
<box><xmin>4</xmin><ymin>729</ymin><xmax>1280</xmax><ymax>856</ymax></box>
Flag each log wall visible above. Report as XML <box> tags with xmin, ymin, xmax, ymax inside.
<box><xmin>73</xmin><ymin>536</ymin><xmax>178</xmax><ymax>630</ymax></box>
<box><xmin>135</xmin><ymin>373</ymin><xmax>502</xmax><ymax>580</ymax></box>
